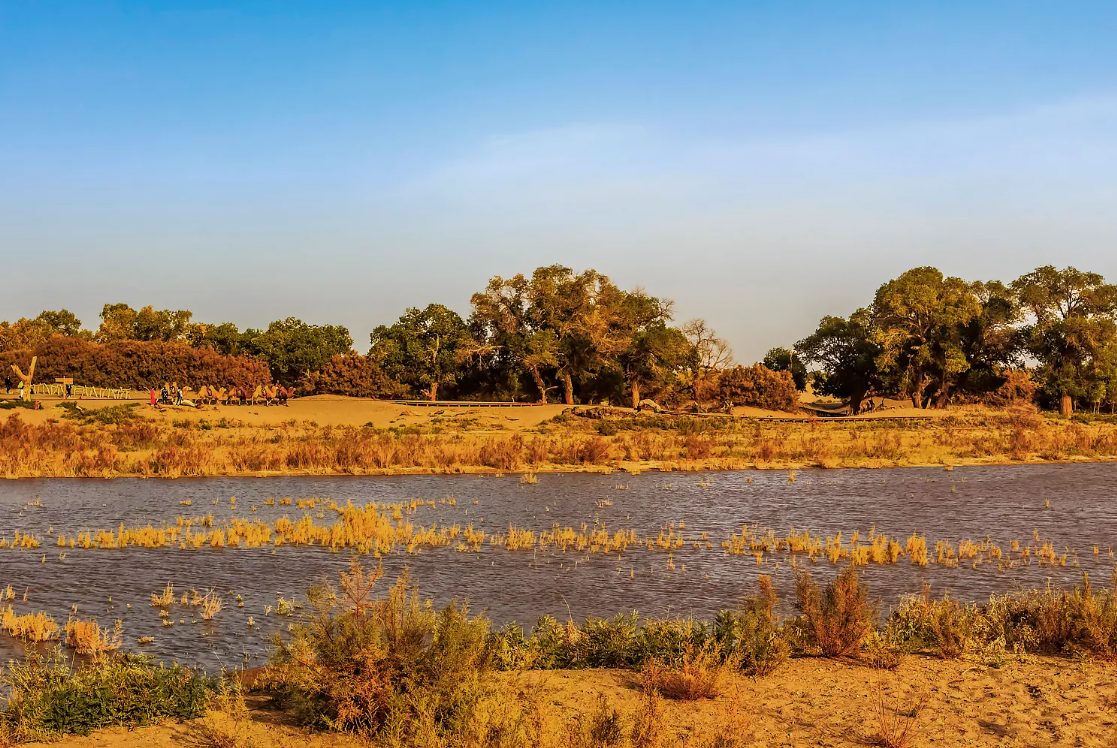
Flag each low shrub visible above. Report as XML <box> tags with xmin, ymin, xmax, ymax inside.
<box><xmin>298</xmin><ymin>353</ymin><xmax>407</xmax><ymax>398</ymax></box>
<box><xmin>986</xmin><ymin>572</ymin><xmax>1117</xmax><ymax>658</ymax></box>
<box><xmin>795</xmin><ymin>566</ymin><xmax>876</xmax><ymax>658</ymax></box>
<box><xmin>264</xmin><ymin>559</ymin><xmax>491</xmax><ymax>738</ymax></box>
<box><xmin>713</xmin><ymin>576</ymin><xmax>789</xmax><ymax>676</ymax></box>
<box><xmin>887</xmin><ymin>584</ymin><xmax>975</xmax><ymax>659</ymax></box>
<box><xmin>639</xmin><ymin>641</ymin><xmax>727</xmax><ymax>701</ymax></box>
<box><xmin>0</xmin><ymin>650</ymin><xmax>215</xmax><ymax>742</ymax></box>
<box><xmin>574</xmin><ymin>614</ymin><xmax>640</xmax><ymax>668</ymax></box>
<box><xmin>716</xmin><ymin>364</ymin><xmax>799</xmax><ymax>412</ymax></box>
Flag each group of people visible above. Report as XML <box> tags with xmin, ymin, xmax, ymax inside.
<box><xmin>147</xmin><ymin>383</ymin><xmax>293</xmax><ymax>408</ymax></box>
<box><xmin>3</xmin><ymin>374</ymin><xmax>30</xmax><ymax>397</ymax></box>
<box><xmin>151</xmin><ymin>384</ymin><xmax>186</xmax><ymax>406</ymax></box>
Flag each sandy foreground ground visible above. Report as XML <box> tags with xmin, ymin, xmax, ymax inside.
<box><xmin>23</xmin><ymin>657</ymin><xmax>1117</xmax><ymax>747</ymax></box>
<box><xmin>1</xmin><ymin>393</ymin><xmax>945</xmax><ymax>431</ymax></box>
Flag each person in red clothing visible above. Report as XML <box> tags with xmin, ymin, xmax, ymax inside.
<box><xmin>150</xmin><ymin>388</ymin><xmax>157</xmax><ymax>407</ymax></box>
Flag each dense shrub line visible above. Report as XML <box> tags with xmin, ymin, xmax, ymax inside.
<box><xmin>0</xmin><ymin>337</ymin><xmax>270</xmax><ymax>390</ymax></box>
<box><xmin>3</xmin><ymin>564</ymin><xmax>1114</xmax><ymax>744</ymax></box>
<box><xmin>256</xmin><ymin>560</ymin><xmax>1117</xmax><ymax>742</ymax></box>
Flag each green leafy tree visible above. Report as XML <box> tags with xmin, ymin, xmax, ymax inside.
<box><xmin>186</xmin><ymin>321</ymin><xmax>247</xmax><ymax>357</ymax></box>
<box><xmin>868</xmin><ymin>267</ymin><xmax>981</xmax><ymax>408</ymax></box>
<box><xmin>470</xmin><ymin>274</ymin><xmax>559</xmax><ymax>403</ymax></box>
<box><xmin>0</xmin><ymin>318</ymin><xmax>52</xmax><ymax>353</ymax></box>
<box><xmin>953</xmin><ymin>281</ymin><xmax>1022</xmax><ymax>399</ymax></box>
<box><xmin>612</xmin><ymin>291</ymin><xmax>686</xmax><ymax>408</ymax></box>
<box><xmin>244</xmin><ymin>318</ymin><xmax>353</xmax><ymax>386</ymax></box>
<box><xmin>1011</xmin><ymin>266</ymin><xmax>1117</xmax><ymax>415</ymax></box>
<box><xmin>371</xmin><ymin>304</ymin><xmax>474</xmax><ymax>401</ymax></box>
<box><xmin>796</xmin><ymin>316</ymin><xmax>882</xmax><ymax>415</ymax></box>
<box><xmin>95</xmin><ymin>304</ymin><xmax>194</xmax><ymax>343</ymax></box>
<box><xmin>35</xmin><ymin>309</ymin><xmax>85</xmax><ymax>338</ymax></box>
<box><xmin>471</xmin><ymin>266</ymin><xmax>628</xmax><ymax>404</ymax></box>
<box><xmin>762</xmin><ymin>347</ymin><xmax>808</xmax><ymax>391</ymax></box>
<box><xmin>1092</xmin><ymin>342</ymin><xmax>1117</xmax><ymax>413</ymax></box>
<box><xmin>527</xmin><ymin>265</ymin><xmax>626</xmax><ymax>405</ymax></box>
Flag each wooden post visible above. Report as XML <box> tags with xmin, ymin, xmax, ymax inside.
<box><xmin>10</xmin><ymin>357</ymin><xmax>36</xmax><ymax>402</ymax></box>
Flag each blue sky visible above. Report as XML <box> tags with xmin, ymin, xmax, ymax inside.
<box><xmin>2</xmin><ymin>1</ymin><xmax>1115</xmax><ymax>360</ymax></box>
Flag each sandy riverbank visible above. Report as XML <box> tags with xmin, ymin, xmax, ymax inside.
<box><xmin>2</xmin><ymin>394</ymin><xmax>1113</xmax><ymax>478</ymax></box>
<box><xmin>22</xmin><ymin>656</ymin><xmax>1117</xmax><ymax>747</ymax></box>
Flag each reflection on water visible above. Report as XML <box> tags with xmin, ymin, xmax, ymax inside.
<box><xmin>1</xmin><ymin>464</ymin><xmax>1115</xmax><ymax>671</ymax></box>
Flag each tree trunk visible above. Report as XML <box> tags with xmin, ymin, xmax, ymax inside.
<box><xmin>1059</xmin><ymin>392</ymin><xmax>1073</xmax><ymax>416</ymax></box>
<box><xmin>849</xmin><ymin>387</ymin><xmax>866</xmax><ymax>415</ymax></box>
<box><xmin>428</xmin><ymin>382</ymin><xmax>438</xmax><ymax>402</ymax></box>
<box><xmin>528</xmin><ymin>366</ymin><xmax>547</xmax><ymax>404</ymax></box>
<box><xmin>910</xmin><ymin>369</ymin><xmax>927</xmax><ymax>408</ymax></box>
<box><xmin>630</xmin><ymin>381</ymin><xmax>640</xmax><ymax>410</ymax></box>
<box><xmin>562</xmin><ymin>372</ymin><xmax>574</xmax><ymax>405</ymax></box>
<box><xmin>934</xmin><ymin>383</ymin><xmax>950</xmax><ymax>409</ymax></box>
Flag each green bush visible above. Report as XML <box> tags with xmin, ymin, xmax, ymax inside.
<box><xmin>632</xmin><ymin>619</ymin><xmax>708</xmax><ymax>667</ymax></box>
<box><xmin>0</xmin><ymin>650</ymin><xmax>215</xmax><ymax>742</ymax></box>
<box><xmin>265</xmin><ymin>560</ymin><xmax>491</xmax><ymax>738</ymax></box>
<box><xmin>574</xmin><ymin>614</ymin><xmax>640</xmax><ymax>668</ymax></box>
<box><xmin>985</xmin><ymin>573</ymin><xmax>1117</xmax><ymax>658</ymax></box>
<box><xmin>714</xmin><ymin>576</ymin><xmax>789</xmax><ymax>675</ymax></box>
<box><xmin>887</xmin><ymin>584</ymin><xmax>976</xmax><ymax>659</ymax></box>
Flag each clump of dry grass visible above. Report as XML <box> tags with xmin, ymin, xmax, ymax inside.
<box><xmin>1</xmin><ymin>606</ymin><xmax>59</xmax><ymax>642</ymax></box>
<box><xmin>64</xmin><ymin>617</ymin><xmax>123</xmax><ymax>656</ymax></box>
<box><xmin>639</xmin><ymin>640</ymin><xmax>727</xmax><ymax>701</ymax></box>
<box><xmin>566</xmin><ymin>694</ymin><xmax>627</xmax><ymax>748</ymax></box>
<box><xmin>150</xmin><ymin>583</ymin><xmax>175</xmax><ymax>608</ymax></box>
<box><xmin>200</xmin><ymin>590</ymin><xmax>223</xmax><ymax>621</ymax></box>
<box><xmin>629</xmin><ymin>680</ymin><xmax>666</xmax><ymax>748</ymax></box>
<box><xmin>863</xmin><ymin>679</ymin><xmax>925</xmax><ymax>748</ymax></box>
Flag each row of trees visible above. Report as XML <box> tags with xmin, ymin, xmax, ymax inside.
<box><xmin>0</xmin><ymin>306</ymin><xmax>352</xmax><ymax>387</ymax></box>
<box><xmin>3</xmin><ymin>265</ymin><xmax>1114</xmax><ymax>414</ymax></box>
<box><xmin>795</xmin><ymin>266</ymin><xmax>1117</xmax><ymax>415</ymax></box>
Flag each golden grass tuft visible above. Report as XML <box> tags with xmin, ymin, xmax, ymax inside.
<box><xmin>2</xmin><ymin>606</ymin><xmax>59</xmax><ymax>642</ymax></box>
<box><xmin>64</xmin><ymin>616</ymin><xmax>123</xmax><ymax>656</ymax></box>
<box><xmin>863</xmin><ymin>679</ymin><xmax>925</xmax><ymax>748</ymax></box>
<box><xmin>639</xmin><ymin>641</ymin><xmax>728</xmax><ymax>701</ymax></box>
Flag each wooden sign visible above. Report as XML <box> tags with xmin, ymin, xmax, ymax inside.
<box><xmin>55</xmin><ymin>378</ymin><xmax>74</xmax><ymax>386</ymax></box>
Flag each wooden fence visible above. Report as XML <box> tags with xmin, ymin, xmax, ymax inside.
<box><xmin>30</xmin><ymin>383</ymin><xmax>131</xmax><ymax>400</ymax></box>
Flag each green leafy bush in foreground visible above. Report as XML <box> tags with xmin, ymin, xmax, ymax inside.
<box><xmin>0</xmin><ymin>650</ymin><xmax>216</xmax><ymax>742</ymax></box>
<box><xmin>264</xmin><ymin>559</ymin><xmax>491</xmax><ymax>738</ymax></box>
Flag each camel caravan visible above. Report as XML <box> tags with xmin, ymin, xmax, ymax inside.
<box><xmin>157</xmin><ymin>383</ymin><xmax>295</xmax><ymax>408</ymax></box>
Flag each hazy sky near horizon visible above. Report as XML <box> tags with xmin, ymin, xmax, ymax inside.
<box><xmin>2</xmin><ymin>1</ymin><xmax>1116</xmax><ymax>361</ymax></box>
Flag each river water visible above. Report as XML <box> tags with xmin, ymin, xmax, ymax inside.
<box><xmin>1</xmin><ymin>464</ymin><xmax>1114</xmax><ymax>671</ymax></box>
